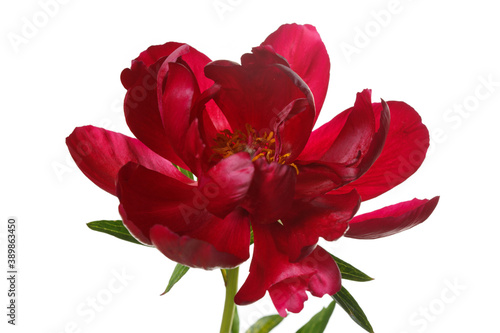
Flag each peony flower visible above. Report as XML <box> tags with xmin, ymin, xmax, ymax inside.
<box><xmin>67</xmin><ymin>23</ymin><xmax>438</xmax><ymax>316</ymax></box>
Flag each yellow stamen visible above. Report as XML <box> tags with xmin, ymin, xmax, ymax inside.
<box><xmin>251</xmin><ymin>152</ymin><xmax>265</xmax><ymax>162</ymax></box>
<box><xmin>290</xmin><ymin>163</ymin><xmax>299</xmax><ymax>175</ymax></box>
<box><xmin>210</xmin><ymin>124</ymin><xmax>299</xmax><ymax>174</ymax></box>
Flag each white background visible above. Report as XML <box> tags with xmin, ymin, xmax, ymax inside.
<box><xmin>1</xmin><ymin>0</ymin><xmax>499</xmax><ymax>332</ymax></box>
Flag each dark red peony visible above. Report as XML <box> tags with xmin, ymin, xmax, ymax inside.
<box><xmin>67</xmin><ymin>24</ymin><xmax>438</xmax><ymax>316</ymax></box>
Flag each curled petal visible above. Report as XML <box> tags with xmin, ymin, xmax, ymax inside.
<box><xmin>242</xmin><ymin>159</ymin><xmax>296</xmax><ymax>224</ymax></box>
<box><xmin>268</xmin><ymin>276</ymin><xmax>311</xmax><ymax>316</ymax></box>
<box><xmin>345</xmin><ymin>197</ymin><xmax>440</xmax><ymax>239</ymax></box>
<box><xmin>204</xmin><ymin>60</ymin><xmax>310</xmax><ymax>134</ymax></box>
<box><xmin>121</xmin><ymin>45</ymin><xmax>184</xmax><ymax>168</ymax></box>
<box><xmin>122</xmin><ymin>42</ymin><xmax>213</xmax><ymax>95</ymax></box>
<box><xmin>269</xmin><ymin>250</ymin><xmax>340</xmax><ymax>316</ymax></box>
<box><xmin>182</xmin><ymin>119</ymin><xmax>207</xmax><ymax>175</ymax></box>
<box><xmin>150</xmin><ymin>208</ymin><xmax>250</xmax><ymax>269</ymax></box>
<box><xmin>198</xmin><ymin>152</ymin><xmax>255</xmax><ymax>218</ymax></box>
<box><xmin>159</xmin><ymin>61</ymin><xmax>202</xmax><ymax>172</ymax></box>
<box><xmin>117</xmin><ymin>162</ymin><xmax>198</xmax><ymax>244</ymax></box>
<box><xmin>117</xmin><ymin>162</ymin><xmax>250</xmax><ymax>268</ymax></box>
<box><xmin>296</xmin><ymin>90</ymin><xmax>390</xmax><ymax>194</ymax></box>
<box><xmin>262</xmin><ymin>24</ymin><xmax>330</xmax><ymax>121</ymax></box>
<box><xmin>334</xmin><ymin>101</ymin><xmax>430</xmax><ymax>201</ymax></box>
<box><xmin>122</xmin><ymin>43</ymin><xmax>183</xmax><ymax>72</ymax></box>
<box><xmin>300</xmin><ymin>89</ymin><xmax>375</xmax><ymax>165</ymax></box>
<box><xmin>241</xmin><ymin>45</ymin><xmax>290</xmax><ymax>68</ymax></box>
<box><xmin>296</xmin><ymin>108</ymin><xmax>350</xmax><ymax>162</ymax></box>
<box><xmin>121</xmin><ymin>42</ymin><xmax>211</xmax><ymax>169</ymax></box>
<box><xmin>119</xmin><ymin>205</ymin><xmax>150</xmax><ymax>245</ymax></box>
<box><xmin>278</xmin><ymin>98</ymin><xmax>316</xmax><ymax>162</ymax></box>
<box><xmin>235</xmin><ymin>222</ymin><xmax>341</xmax><ymax>316</ymax></box>
<box><xmin>240</xmin><ymin>47</ymin><xmax>317</xmax><ymax>140</ymax></box>
<box><xmin>159</xmin><ymin>61</ymin><xmax>198</xmax><ymax>137</ymax></box>
<box><xmin>189</xmin><ymin>84</ymin><xmax>233</xmax><ymax>163</ymax></box>
<box><xmin>279</xmin><ymin>190</ymin><xmax>361</xmax><ymax>262</ymax></box>
<box><xmin>294</xmin><ymin>163</ymin><xmax>343</xmax><ymax>198</ymax></box>
<box><xmin>346</xmin><ymin>98</ymin><xmax>390</xmax><ymax>180</ymax></box>
<box><xmin>66</xmin><ymin>126</ymin><xmax>189</xmax><ymax>195</ymax></box>
<box><xmin>199</xmin><ymin>93</ymin><xmax>232</xmax><ymax>144</ymax></box>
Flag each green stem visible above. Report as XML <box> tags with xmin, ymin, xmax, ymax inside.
<box><xmin>219</xmin><ymin>267</ymin><xmax>239</xmax><ymax>333</ymax></box>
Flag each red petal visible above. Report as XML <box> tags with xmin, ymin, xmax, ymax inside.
<box><xmin>334</xmin><ymin>101</ymin><xmax>430</xmax><ymax>201</ymax></box>
<box><xmin>279</xmin><ymin>190</ymin><xmax>360</xmax><ymax>262</ymax></box>
<box><xmin>122</xmin><ymin>48</ymin><xmax>184</xmax><ymax>168</ymax></box>
<box><xmin>124</xmin><ymin>43</ymin><xmax>183</xmax><ymax>71</ymax></box>
<box><xmin>66</xmin><ymin>126</ymin><xmax>189</xmax><ymax>195</ymax></box>
<box><xmin>294</xmin><ymin>163</ymin><xmax>343</xmax><ymax>198</ymax></box>
<box><xmin>298</xmin><ymin>90</ymin><xmax>375</xmax><ymax>165</ymax></box>
<box><xmin>204</xmin><ymin>60</ymin><xmax>310</xmax><ymax>134</ymax></box>
<box><xmin>183</xmin><ymin>119</ymin><xmax>207</xmax><ymax>175</ymax></box>
<box><xmin>122</xmin><ymin>43</ymin><xmax>211</xmax><ymax>169</ymax></box>
<box><xmin>345</xmin><ymin>197</ymin><xmax>440</xmax><ymax>239</ymax></box>
<box><xmin>159</xmin><ymin>61</ymin><xmax>202</xmax><ymax>172</ymax></box>
<box><xmin>119</xmin><ymin>205</ymin><xmax>150</xmax><ymax>245</ymax></box>
<box><xmin>262</xmin><ymin>24</ymin><xmax>330</xmax><ymax>122</ymax></box>
<box><xmin>295</xmin><ymin>90</ymin><xmax>389</xmax><ymax>196</ymax></box>
<box><xmin>150</xmin><ymin>207</ymin><xmax>250</xmax><ymax>269</ymax></box>
<box><xmin>347</xmin><ymin>98</ymin><xmax>391</xmax><ymax>179</ymax></box>
<box><xmin>189</xmin><ymin>84</ymin><xmax>232</xmax><ymax>163</ymax></box>
<box><xmin>297</xmin><ymin>109</ymin><xmax>349</xmax><ymax>162</ymax></box>
<box><xmin>235</xmin><ymin>222</ymin><xmax>341</xmax><ymax>316</ymax></box>
<box><xmin>200</xmin><ymin>97</ymin><xmax>232</xmax><ymax>143</ymax></box>
<box><xmin>278</xmin><ymin>98</ymin><xmax>316</xmax><ymax>162</ymax></box>
<box><xmin>159</xmin><ymin>61</ymin><xmax>198</xmax><ymax>135</ymax></box>
<box><xmin>117</xmin><ymin>162</ymin><xmax>197</xmax><ymax>244</ymax></box>
<box><xmin>241</xmin><ymin>45</ymin><xmax>290</xmax><ymax>68</ymax></box>
<box><xmin>268</xmin><ymin>276</ymin><xmax>310</xmax><ymax>316</ymax></box>
<box><xmin>117</xmin><ymin>162</ymin><xmax>250</xmax><ymax>268</ymax></box>
<box><xmin>317</xmin><ymin>90</ymin><xmax>375</xmax><ymax>165</ymax></box>
<box><xmin>240</xmin><ymin>47</ymin><xmax>317</xmax><ymax>146</ymax></box>
<box><xmin>124</xmin><ymin>42</ymin><xmax>213</xmax><ymax>95</ymax></box>
<box><xmin>241</xmin><ymin>159</ymin><xmax>296</xmax><ymax>224</ymax></box>
<box><xmin>296</xmin><ymin>90</ymin><xmax>391</xmax><ymax>198</ymax></box>
<box><xmin>198</xmin><ymin>152</ymin><xmax>255</xmax><ymax>218</ymax></box>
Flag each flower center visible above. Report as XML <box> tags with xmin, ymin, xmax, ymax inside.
<box><xmin>211</xmin><ymin>124</ymin><xmax>298</xmax><ymax>173</ymax></box>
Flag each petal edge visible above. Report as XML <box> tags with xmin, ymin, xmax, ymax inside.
<box><xmin>345</xmin><ymin>196</ymin><xmax>439</xmax><ymax>239</ymax></box>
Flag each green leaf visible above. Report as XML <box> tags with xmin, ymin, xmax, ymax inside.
<box><xmin>245</xmin><ymin>315</ymin><xmax>284</xmax><ymax>333</ymax></box>
<box><xmin>161</xmin><ymin>264</ymin><xmax>190</xmax><ymax>295</ymax></box>
<box><xmin>296</xmin><ymin>301</ymin><xmax>336</xmax><ymax>333</ymax></box>
<box><xmin>232</xmin><ymin>307</ymin><xmax>240</xmax><ymax>333</ymax></box>
<box><xmin>86</xmin><ymin>220</ymin><xmax>144</xmax><ymax>245</ymax></box>
<box><xmin>330</xmin><ymin>254</ymin><xmax>373</xmax><ymax>282</ymax></box>
<box><xmin>174</xmin><ymin>164</ymin><xmax>195</xmax><ymax>180</ymax></box>
<box><xmin>332</xmin><ymin>286</ymin><xmax>374</xmax><ymax>333</ymax></box>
